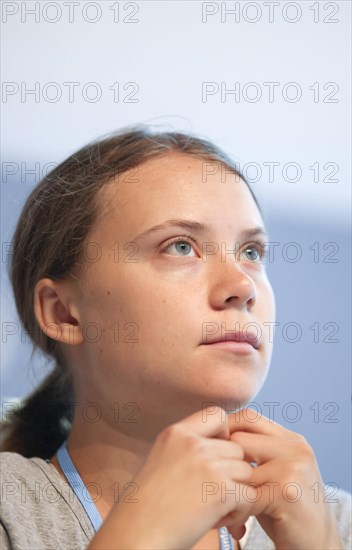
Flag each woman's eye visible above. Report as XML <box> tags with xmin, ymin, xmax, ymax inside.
<box><xmin>242</xmin><ymin>242</ymin><xmax>266</xmax><ymax>263</ymax></box>
<box><xmin>162</xmin><ymin>238</ymin><xmax>197</xmax><ymax>257</ymax></box>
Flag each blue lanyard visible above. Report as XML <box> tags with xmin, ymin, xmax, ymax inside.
<box><xmin>57</xmin><ymin>440</ymin><xmax>103</xmax><ymax>532</ymax></box>
<box><xmin>219</xmin><ymin>525</ymin><xmax>235</xmax><ymax>550</ymax></box>
<box><xmin>56</xmin><ymin>439</ymin><xmax>234</xmax><ymax>548</ymax></box>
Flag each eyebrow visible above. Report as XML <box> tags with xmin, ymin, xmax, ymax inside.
<box><xmin>133</xmin><ymin>219</ymin><xmax>269</xmax><ymax>242</ymax></box>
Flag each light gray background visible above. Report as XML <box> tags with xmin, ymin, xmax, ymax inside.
<box><xmin>1</xmin><ymin>1</ymin><xmax>351</xmax><ymax>493</ymax></box>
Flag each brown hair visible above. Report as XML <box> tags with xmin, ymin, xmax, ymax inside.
<box><xmin>0</xmin><ymin>125</ymin><xmax>261</xmax><ymax>459</ymax></box>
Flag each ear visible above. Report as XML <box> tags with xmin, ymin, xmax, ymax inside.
<box><xmin>33</xmin><ymin>278</ymin><xmax>84</xmax><ymax>345</ymax></box>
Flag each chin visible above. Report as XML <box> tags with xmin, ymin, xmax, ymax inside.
<box><xmin>199</xmin><ymin>372</ymin><xmax>267</xmax><ymax>413</ymax></box>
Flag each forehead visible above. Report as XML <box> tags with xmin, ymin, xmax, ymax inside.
<box><xmin>96</xmin><ymin>152</ymin><xmax>263</xmax><ymax>232</ymax></box>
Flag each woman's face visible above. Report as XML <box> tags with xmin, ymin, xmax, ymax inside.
<box><xmin>70</xmin><ymin>152</ymin><xmax>276</xmax><ymax>425</ymax></box>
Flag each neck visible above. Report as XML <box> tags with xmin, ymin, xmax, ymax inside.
<box><xmin>50</xmin><ymin>413</ymin><xmax>241</xmax><ymax>549</ymax></box>
<box><xmin>51</xmin><ymin>390</ymin><xmax>217</xmax><ymax>520</ymax></box>
<box><xmin>51</xmin><ymin>413</ymin><xmax>155</xmax><ymax>521</ymax></box>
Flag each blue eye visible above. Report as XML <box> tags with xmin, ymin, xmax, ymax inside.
<box><xmin>242</xmin><ymin>242</ymin><xmax>266</xmax><ymax>262</ymax></box>
<box><xmin>162</xmin><ymin>238</ymin><xmax>197</xmax><ymax>257</ymax></box>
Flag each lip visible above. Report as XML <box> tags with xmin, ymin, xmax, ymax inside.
<box><xmin>202</xmin><ymin>340</ymin><xmax>256</xmax><ymax>355</ymax></box>
<box><xmin>201</xmin><ymin>330</ymin><xmax>260</xmax><ymax>350</ymax></box>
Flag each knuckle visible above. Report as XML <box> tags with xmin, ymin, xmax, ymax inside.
<box><xmin>157</xmin><ymin>423</ymin><xmax>207</xmax><ymax>455</ymax></box>
<box><xmin>241</xmin><ymin>461</ymin><xmax>254</xmax><ymax>479</ymax></box>
<box><xmin>156</xmin><ymin>422</ymin><xmax>183</xmax><ymax>444</ymax></box>
<box><xmin>285</xmin><ymin>455</ymin><xmax>311</xmax><ymax>478</ymax></box>
<box><xmin>204</xmin><ymin>461</ymin><xmax>222</xmax><ymax>480</ymax></box>
<box><xmin>185</xmin><ymin>434</ymin><xmax>207</xmax><ymax>454</ymax></box>
<box><xmin>294</xmin><ymin>439</ymin><xmax>314</xmax><ymax>461</ymax></box>
<box><xmin>241</xmin><ymin>482</ymin><xmax>259</xmax><ymax>503</ymax></box>
<box><xmin>230</xmin><ymin>431</ymin><xmax>245</xmax><ymax>445</ymax></box>
<box><xmin>232</xmin><ymin>441</ymin><xmax>245</xmax><ymax>459</ymax></box>
<box><xmin>292</xmin><ymin>432</ymin><xmax>308</xmax><ymax>443</ymax></box>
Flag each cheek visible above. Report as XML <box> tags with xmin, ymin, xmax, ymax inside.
<box><xmin>79</xmin><ymin>282</ymin><xmax>186</xmax><ymax>358</ymax></box>
<box><xmin>259</xmin><ymin>277</ymin><xmax>276</xmax><ymax>317</ymax></box>
<box><xmin>254</xmin><ymin>280</ymin><xmax>276</xmax><ymax>347</ymax></box>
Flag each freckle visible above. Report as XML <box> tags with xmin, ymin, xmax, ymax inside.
<box><xmin>107</xmin><ymin>291</ymin><xmax>110</xmax><ymax>295</ymax></box>
<box><xmin>100</xmin><ymin>348</ymin><xmax>103</xmax><ymax>353</ymax></box>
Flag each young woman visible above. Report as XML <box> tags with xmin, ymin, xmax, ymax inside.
<box><xmin>0</xmin><ymin>126</ymin><xmax>350</xmax><ymax>549</ymax></box>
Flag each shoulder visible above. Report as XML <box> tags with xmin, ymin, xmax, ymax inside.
<box><xmin>327</xmin><ymin>487</ymin><xmax>352</xmax><ymax>547</ymax></box>
<box><xmin>0</xmin><ymin>451</ymin><xmax>95</xmax><ymax>549</ymax></box>
<box><xmin>1</xmin><ymin>450</ymin><xmax>47</xmax><ymax>477</ymax></box>
<box><xmin>0</xmin><ymin>450</ymin><xmax>60</xmax><ymax>496</ymax></box>
<box><xmin>0</xmin><ymin>450</ymin><xmax>51</xmax><ymax>494</ymax></box>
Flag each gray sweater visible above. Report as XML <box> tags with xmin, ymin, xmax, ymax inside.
<box><xmin>0</xmin><ymin>451</ymin><xmax>351</xmax><ymax>549</ymax></box>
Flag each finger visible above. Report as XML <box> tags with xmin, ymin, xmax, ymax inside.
<box><xmin>249</xmin><ymin>459</ymin><xmax>319</xmax><ymax>493</ymax></box>
<box><xmin>227</xmin><ymin>523</ymin><xmax>246</xmax><ymax>541</ymax></box>
<box><xmin>223</xmin><ymin>458</ymin><xmax>254</xmax><ymax>482</ymax></box>
<box><xmin>222</xmin><ymin>469</ymin><xmax>313</xmax><ymax>520</ymax></box>
<box><xmin>213</xmin><ymin>482</ymin><xmax>255</xmax><ymax>528</ymax></box>
<box><xmin>213</xmin><ymin>519</ymin><xmax>246</xmax><ymax>542</ymax></box>
<box><xmin>234</xmin><ymin>477</ymin><xmax>307</xmax><ymax>519</ymax></box>
<box><xmin>178</xmin><ymin>406</ymin><xmax>229</xmax><ymax>440</ymax></box>
<box><xmin>212</xmin><ymin>478</ymin><xmax>277</xmax><ymax>521</ymax></box>
<box><xmin>248</xmin><ymin>461</ymin><xmax>288</xmax><ymax>487</ymax></box>
<box><xmin>227</xmin><ymin>408</ymin><xmax>298</xmax><ymax>439</ymax></box>
<box><xmin>223</xmin><ymin>504</ymin><xmax>253</xmax><ymax>532</ymax></box>
<box><xmin>230</xmin><ymin>432</ymin><xmax>297</xmax><ymax>463</ymax></box>
<box><xmin>201</xmin><ymin>438</ymin><xmax>245</xmax><ymax>460</ymax></box>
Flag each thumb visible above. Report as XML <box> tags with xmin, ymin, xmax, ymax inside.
<box><xmin>227</xmin><ymin>523</ymin><xmax>246</xmax><ymax>541</ymax></box>
<box><xmin>213</xmin><ymin>514</ymin><xmax>247</xmax><ymax>541</ymax></box>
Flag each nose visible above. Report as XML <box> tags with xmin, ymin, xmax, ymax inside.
<box><xmin>208</xmin><ymin>255</ymin><xmax>257</xmax><ymax>310</ymax></box>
